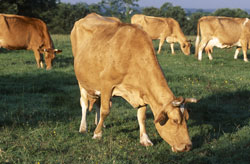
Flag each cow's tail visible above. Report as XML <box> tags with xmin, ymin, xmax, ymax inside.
<box><xmin>195</xmin><ymin>20</ymin><xmax>201</xmax><ymax>57</ymax></box>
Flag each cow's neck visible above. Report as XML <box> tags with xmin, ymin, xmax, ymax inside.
<box><xmin>174</xmin><ymin>29</ymin><xmax>187</xmax><ymax>45</ymax></box>
<box><xmin>143</xmin><ymin>67</ymin><xmax>175</xmax><ymax>116</ymax></box>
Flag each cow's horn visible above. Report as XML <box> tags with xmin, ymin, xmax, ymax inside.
<box><xmin>172</xmin><ymin>97</ymin><xmax>184</xmax><ymax>107</ymax></box>
<box><xmin>184</xmin><ymin>98</ymin><xmax>198</xmax><ymax>103</ymax></box>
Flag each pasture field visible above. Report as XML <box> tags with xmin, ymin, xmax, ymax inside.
<box><xmin>0</xmin><ymin>35</ymin><xmax>250</xmax><ymax>164</ymax></box>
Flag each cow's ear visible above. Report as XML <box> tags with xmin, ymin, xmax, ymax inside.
<box><xmin>54</xmin><ymin>49</ymin><xmax>62</xmax><ymax>54</ymax></box>
<box><xmin>172</xmin><ymin>97</ymin><xmax>184</xmax><ymax>107</ymax></box>
<box><xmin>38</xmin><ymin>48</ymin><xmax>47</xmax><ymax>53</ymax></box>
<box><xmin>154</xmin><ymin>111</ymin><xmax>168</xmax><ymax>126</ymax></box>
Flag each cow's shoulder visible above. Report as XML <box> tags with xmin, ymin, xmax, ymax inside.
<box><xmin>75</xmin><ymin>13</ymin><xmax>121</xmax><ymax>33</ymax></box>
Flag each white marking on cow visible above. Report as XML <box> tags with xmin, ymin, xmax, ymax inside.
<box><xmin>0</xmin><ymin>39</ymin><xmax>4</xmax><ymax>46</ymax></box>
<box><xmin>234</xmin><ymin>48</ymin><xmax>240</xmax><ymax>59</ymax></box>
<box><xmin>180</xmin><ymin>107</ymin><xmax>185</xmax><ymax>114</ymax></box>
<box><xmin>40</xmin><ymin>61</ymin><xmax>44</xmax><ymax>68</ymax></box>
<box><xmin>243</xmin><ymin>18</ymin><xmax>249</xmax><ymax>26</ymax></box>
<box><xmin>198</xmin><ymin>49</ymin><xmax>203</xmax><ymax>61</ymax></box>
<box><xmin>92</xmin><ymin>131</ymin><xmax>102</xmax><ymax>139</ymax></box>
<box><xmin>140</xmin><ymin>133</ymin><xmax>153</xmax><ymax>146</ymax></box>
<box><xmin>79</xmin><ymin>88</ymin><xmax>88</xmax><ymax>133</ymax></box>
<box><xmin>95</xmin><ymin>90</ymin><xmax>101</xmax><ymax>96</ymax></box>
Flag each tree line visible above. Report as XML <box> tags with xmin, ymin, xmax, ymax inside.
<box><xmin>1</xmin><ymin>0</ymin><xmax>250</xmax><ymax>35</ymax></box>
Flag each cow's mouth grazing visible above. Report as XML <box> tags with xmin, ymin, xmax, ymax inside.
<box><xmin>171</xmin><ymin>144</ymin><xmax>192</xmax><ymax>152</ymax></box>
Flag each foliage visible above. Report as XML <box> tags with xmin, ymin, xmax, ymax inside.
<box><xmin>99</xmin><ymin>0</ymin><xmax>139</xmax><ymax>22</ymax></box>
<box><xmin>0</xmin><ymin>0</ymin><xmax>58</xmax><ymax>18</ymax></box>
<box><xmin>0</xmin><ymin>35</ymin><xmax>250</xmax><ymax>164</ymax></box>
<box><xmin>1</xmin><ymin>1</ymin><xmax>250</xmax><ymax>34</ymax></box>
<box><xmin>213</xmin><ymin>8</ymin><xmax>249</xmax><ymax>18</ymax></box>
<box><xmin>142</xmin><ymin>7</ymin><xmax>161</xmax><ymax>17</ymax></box>
<box><xmin>48</xmin><ymin>2</ymin><xmax>90</xmax><ymax>34</ymax></box>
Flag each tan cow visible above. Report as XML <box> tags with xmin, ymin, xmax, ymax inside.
<box><xmin>0</xmin><ymin>14</ymin><xmax>62</xmax><ymax>69</ymax></box>
<box><xmin>195</xmin><ymin>16</ymin><xmax>250</xmax><ymax>62</ymax></box>
<box><xmin>131</xmin><ymin>14</ymin><xmax>191</xmax><ymax>55</ymax></box>
<box><xmin>71</xmin><ymin>13</ymin><xmax>198</xmax><ymax>152</ymax></box>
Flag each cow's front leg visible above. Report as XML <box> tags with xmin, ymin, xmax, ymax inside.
<box><xmin>157</xmin><ymin>37</ymin><xmax>165</xmax><ymax>54</ymax></box>
<box><xmin>93</xmin><ymin>90</ymin><xmax>111</xmax><ymax>139</ymax></box>
<box><xmin>79</xmin><ymin>85</ymin><xmax>88</xmax><ymax>133</ymax></box>
<box><xmin>170</xmin><ymin>43</ymin><xmax>175</xmax><ymax>55</ymax></box>
<box><xmin>137</xmin><ymin>106</ymin><xmax>153</xmax><ymax>146</ymax></box>
<box><xmin>33</xmin><ymin>50</ymin><xmax>43</xmax><ymax>68</ymax></box>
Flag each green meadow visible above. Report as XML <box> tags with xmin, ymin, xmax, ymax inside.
<box><xmin>0</xmin><ymin>35</ymin><xmax>250</xmax><ymax>164</ymax></box>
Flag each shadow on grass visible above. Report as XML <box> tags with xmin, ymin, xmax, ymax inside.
<box><xmin>0</xmin><ymin>70</ymin><xmax>79</xmax><ymax>127</ymax></box>
<box><xmin>189</xmin><ymin>90</ymin><xmax>250</xmax><ymax>149</ymax></box>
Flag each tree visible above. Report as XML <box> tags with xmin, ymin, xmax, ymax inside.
<box><xmin>0</xmin><ymin>0</ymin><xmax>59</xmax><ymax>18</ymax></box>
<box><xmin>99</xmin><ymin>0</ymin><xmax>139</xmax><ymax>22</ymax></box>
<box><xmin>160</xmin><ymin>3</ymin><xmax>188</xmax><ymax>33</ymax></box>
<box><xmin>213</xmin><ymin>8</ymin><xmax>249</xmax><ymax>18</ymax></box>
<box><xmin>142</xmin><ymin>7</ymin><xmax>161</xmax><ymax>17</ymax></box>
<box><xmin>49</xmin><ymin>2</ymin><xmax>90</xmax><ymax>34</ymax></box>
<box><xmin>185</xmin><ymin>12</ymin><xmax>209</xmax><ymax>35</ymax></box>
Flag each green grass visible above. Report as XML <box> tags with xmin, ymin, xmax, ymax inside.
<box><xmin>0</xmin><ymin>35</ymin><xmax>250</xmax><ymax>164</ymax></box>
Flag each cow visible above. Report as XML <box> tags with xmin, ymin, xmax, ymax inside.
<box><xmin>131</xmin><ymin>14</ymin><xmax>191</xmax><ymax>55</ymax></box>
<box><xmin>71</xmin><ymin>13</ymin><xmax>198</xmax><ymax>152</ymax></box>
<box><xmin>0</xmin><ymin>14</ymin><xmax>62</xmax><ymax>70</ymax></box>
<box><xmin>195</xmin><ymin>16</ymin><xmax>250</xmax><ymax>62</ymax></box>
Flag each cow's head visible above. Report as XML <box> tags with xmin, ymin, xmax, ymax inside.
<box><xmin>38</xmin><ymin>48</ymin><xmax>62</xmax><ymax>70</ymax></box>
<box><xmin>181</xmin><ymin>41</ymin><xmax>191</xmax><ymax>55</ymax></box>
<box><xmin>154</xmin><ymin>97</ymin><xmax>197</xmax><ymax>152</ymax></box>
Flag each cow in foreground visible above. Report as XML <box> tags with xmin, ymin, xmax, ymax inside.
<box><xmin>195</xmin><ymin>16</ymin><xmax>250</xmax><ymax>62</ymax></box>
<box><xmin>131</xmin><ymin>14</ymin><xmax>191</xmax><ymax>55</ymax></box>
<box><xmin>71</xmin><ymin>13</ymin><xmax>197</xmax><ymax>152</ymax></box>
<box><xmin>0</xmin><ymin>14</ymin><xmax>62</xmax><ymax>69</ymax></box>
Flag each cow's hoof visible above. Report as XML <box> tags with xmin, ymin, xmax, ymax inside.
<box><xmin>140</xmin><ymin>140</ymin><xmax>153</xmax><ymax>147</ymax></box>
<box><xmin>244</xmin><ymin>59</ymin><xmax>249</xmax><ymax>62</ymax></box>
<box><xmin>92</xmin><ymin>132</ymin><xmax>102</xmax><ymax>139</ymax></box>
<box><xmin>140</xmin><ymin>133</ymin><xmax>153</xmax><ymax>146</ymax></box>
<box><xmin>79</xmin><ymin>128</ymin><xmax>87</xmax><ymax>133</ymax></box>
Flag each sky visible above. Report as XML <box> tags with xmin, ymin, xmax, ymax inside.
<box><xmin>61</xmin><ymin>0</ymin><xmax>250</xmax><ymax>9</ymax></box>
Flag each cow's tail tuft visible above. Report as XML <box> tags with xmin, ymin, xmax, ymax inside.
<box><xmin>195</xmin><ymin>20</ymin><xmax>201</xmax><ymax>57</ymax></box>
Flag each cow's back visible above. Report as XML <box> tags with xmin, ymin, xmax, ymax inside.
<box><xmin>199</xmin><ymin>16</ymin><xmax>243</xmax><ymax>44</ymax></box>
<box><xmin>0</xmin><ymin>14</ymin><xmax>52</xmax><ymax>50</ymax></box>
<box><xmin>72</xmin><ymin>13</ymin><xmax>157</xmax><ymax>93</ymax></box>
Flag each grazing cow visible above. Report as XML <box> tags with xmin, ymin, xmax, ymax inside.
<box><xmin>71</xmin><ymin>13</ymin><xmax>197</xmax><ymax>152</ymax></box>
<box><xmin>195</xmin><ymin>16</ymin><xmax>250</xmax><ymax>62</ymax></box>
<box><xmin>131</xmin><ymin>14</ymin><xmax>191</xmax><ymax>55</ymax></box>
<box><xmin>0</xmin><ymin>14</ymin><xmax>62</xmax><ymax>69</ymax></box>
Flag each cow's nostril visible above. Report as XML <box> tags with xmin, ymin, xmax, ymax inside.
<box><xmin>185</xmin><ymin>144</ymin><xmax>192</xmax><ymax>151</ymax></box>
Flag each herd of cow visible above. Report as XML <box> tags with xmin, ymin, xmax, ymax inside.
<box><xmin>0</xmin><ymin>12</ymin><xmax>249</xmax><ymax>153</ymax></box>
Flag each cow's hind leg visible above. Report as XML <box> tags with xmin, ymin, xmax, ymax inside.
<box><xmin>234</xmin><ymin>47</ymin><xmax>241</xmax><ymax>60</ymax></box>
<box><xmin>79</xmin><ymin>84</ymin><xmax>88</xmax><ymax>133</ymax></box>
<box><xmin>93</xmin><ymin>87</ymin><xmax>112</xmax><ymax>139</ymax></box>
<box><xmin>137</xmin><ymin>106</ymin><xmax>153</xmax><ymax>146</ymax></box>
<box><xmin>198</xmin><ymin>38</ymin><xmax>209</xmax><ymax>61</ymax></box>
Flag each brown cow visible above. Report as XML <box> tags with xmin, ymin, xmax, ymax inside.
<box><xmin>0</xmin><ymin>14</ymin><xmax>62</xmax><ymax>69</ymax></box>
<box><xmin>71</xmin><ymin>13</ymin><xmax>198</xmax><ymax>152</ymax></box>
<box><xmin>195</xmin><ymin>16</ymin><xmax>250</xmax><ymax>62</ymax></box>
<box><xmin>131</xmin><ymin>14</ymin><xmax>191</xmax><ymax>55</ymax></box>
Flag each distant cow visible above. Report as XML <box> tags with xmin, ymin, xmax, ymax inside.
<box><xmin>0</xmin><ymin>14</ymin><xmax>62</xmax><ymax>69</ymax></box>
<box><xmin>195</xmin><ymin>16</ymin><xmax>250</xmax><ymax>62</ymax></box>
<box><xmin>131</xmin><ymin>14</ymin><xmax>191</xmax><ymax>55</ymax></box>
<box><xmin>71</xmin><ymin>13</ymin><xmax>197</xmax><ymax>152</ymax></box>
